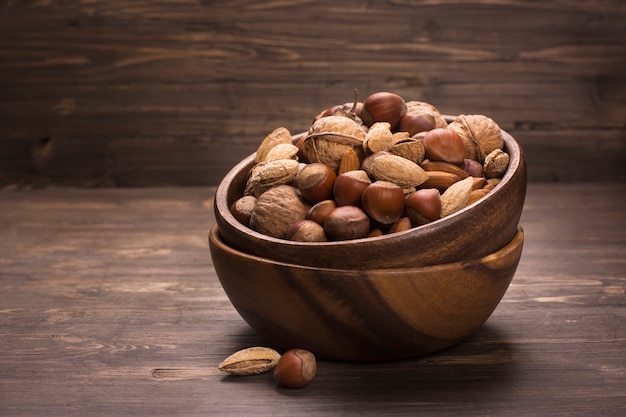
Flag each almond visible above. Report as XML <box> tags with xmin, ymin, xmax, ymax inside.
<box><xmin>420</xmin><ymin>171</ymin><xmax>461</xmax><ymax>192</ymax></box>
<box><xmin>218</xmin><ymin>347</ymin><xmax>281</xmax><ymax>376</ymax></box>
<box><xmin>338</xmin><ymin>147</ymin><xmax>361</xmax><ymax>175</ymax></box>
<box><xmin>368</xmin><ymin>154</ymin><xmax>428</xmax><ymax>189</ymax></box>
<box><xmin>440</xmin><ymin>176</ymin><xmax>474</xmax><ymax>217</ymax></box>
<box><xmin>255</xmin><ymin>127</ymin><xmax>292</xmax><ymax>163</ymax></box>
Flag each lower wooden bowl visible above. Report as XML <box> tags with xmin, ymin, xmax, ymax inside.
<box><xmin>209</xmin><ymin>223</ymin><xmax>524</xmax><ymax>361</ymax></box>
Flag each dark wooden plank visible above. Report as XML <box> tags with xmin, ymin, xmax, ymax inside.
<box><xmin>0</xmin><ymin>1</ymin><xmax>625</xmax><ymax>187</ymax></box>
<box><xmin>0</xmin><ymin>184</ymin><xmax>625</xmax><ymax>416</ymax></box>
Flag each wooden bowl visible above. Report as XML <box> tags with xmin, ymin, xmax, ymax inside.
<box><xmin>209</xmin><ymin>224</ymin><xmax>524</xmax><ymax>361</ymax></box>
<box><xmin>213</xmin><ymin>119</ymin><xmax>526</xmax><ymax>270</ymax></box>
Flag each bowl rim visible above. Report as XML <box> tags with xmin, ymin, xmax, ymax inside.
<box><xmin>209</xmin><ymin>223</ymin><xmax>524</xmax><ymax>274</ymax></box>
<box><xmin>214</xmin><ymin>115</ymin><xmax>524</xmax><ymax>247</ymax></box>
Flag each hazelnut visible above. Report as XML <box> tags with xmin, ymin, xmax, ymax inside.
<box><xmin>273</xmin><ymin>349</ymin><xmax>317</xmax><ymax>389</ymax></box>
<box><xmin>324</xmin><ymin>205</ymin><xmax>370</xmax><ymax>241</ymax></box>
<box><xmin>397</xmin><ymin>112</ymin><xmax>436</xmax><ymax>136</ymax></box>
<box><xmin>361</xmin><ymin>180</ymin><xmax>405</xmax><ymax>225</ymax></box>
<box><xmin>423</xmin><ymin>128</ymin><xmax>466</xmax><ymax>165</ymax></box>
<box><xmin>458</xmin><ymin>158</ymin><xmax>485</xmax><ymax>178</ymax></box>
<box><xmin>405</xmin><ymin>188</ymin><xmax>442</xmax><ymax>226</ymax></box>
<box><xmin>297</xmin><ymin>162</ymin><xmax>337</xmax><ymax>204</ymax></box>
<box><xmin>360</xmin><ymin>92</ymin><xmax>407</xmax><ymax>130</ymax></box>
<box><xmin>287</xmin><ymin>220</ymin><xmax>328</xmax><ymax>242</ymax></box>
<box><xmin>230</xmin><ymin>195</ymin><xmax>257</xmax><ymax>226</ymax></box>
<box><xmin>295</xmin><ymin>135</ymin><xmax>308</xmax><ymax>163</ymax></box>
<box><xmin>307</xmin><ymin>199</ymin><xmax>337</xmax><ymax>225</ymax></box>
<box><xmin>333</xmin><ymin>170</ymin><xmax>371</xmax><ymax>206</ymax></box>
<box><xmin>404</xmin><ymin>100</ymin><xmax>448</xmax><ymax>129</ymax></box>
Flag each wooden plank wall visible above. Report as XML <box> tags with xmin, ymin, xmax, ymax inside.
<box><xmin>1</xmin><ymin>0</ymin><xmax>624</xmax><ymax>188</ymax></box>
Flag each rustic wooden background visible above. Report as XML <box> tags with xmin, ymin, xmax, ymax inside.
<box><xmin>1</xmin><ymin>0</ymin><xmax>624</xmax><ymax>189</ymax></box>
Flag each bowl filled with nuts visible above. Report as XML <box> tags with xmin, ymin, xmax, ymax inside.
<box><xmin>213</xmin><ymin>92</ymin><xmax>527</xmax><ymax>270</ymax></box>
<box><xmin>209</xmin><ymin>223</ymin><xmax>524</xmax><ymax>361</ymax></box>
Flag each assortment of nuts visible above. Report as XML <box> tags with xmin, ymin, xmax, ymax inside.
<box><xmin>218</xmin><ymin>346</ymin><xmax>317</xmax><ymax>389</ymax></box>
<box><xmin>230</xmin><ymin>91</ymin><xmax>510</xmax><ymax>242</ymax></box>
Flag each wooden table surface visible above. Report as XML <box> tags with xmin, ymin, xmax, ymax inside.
<box><xmin>1</xmin><ymin>183</ymin><xmax>624</xmax><ymax>416</ymax></box>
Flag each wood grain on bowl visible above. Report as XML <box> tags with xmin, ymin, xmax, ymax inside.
<box><xmin>209</xmin><ymin>224</ymin><xmax>524</xmax><ymax>361</ymax></box>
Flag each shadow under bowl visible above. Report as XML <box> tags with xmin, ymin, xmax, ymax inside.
<box><xmin>214</xmin><ymin>119</ymin><xmax>527</xmax><ymax>270</ymax></box>
<box><xmin>209</xmin><ymin>223</ymin><xmax>524</xmax><ymax>362</ymax></box>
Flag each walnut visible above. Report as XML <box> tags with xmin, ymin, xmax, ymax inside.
<box><xmin>447</xmin><ymin>115</ymin><xmax>503</xmax><ymax>163</ymax></box>
<box><xmin>249</xmin><ymin>185</ymin><xmax>307</xmax><ymax>239</ymax></box>
<box><xmin>301</xmin><ymin>115</ymin><xmax>367</xmax><ymax>171</ymax></box>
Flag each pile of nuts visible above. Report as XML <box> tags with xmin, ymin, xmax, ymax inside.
<box><xmin>230</xmin><ymin>91</ymin><xmax>510</xmax><ymax>242</ymax></box>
